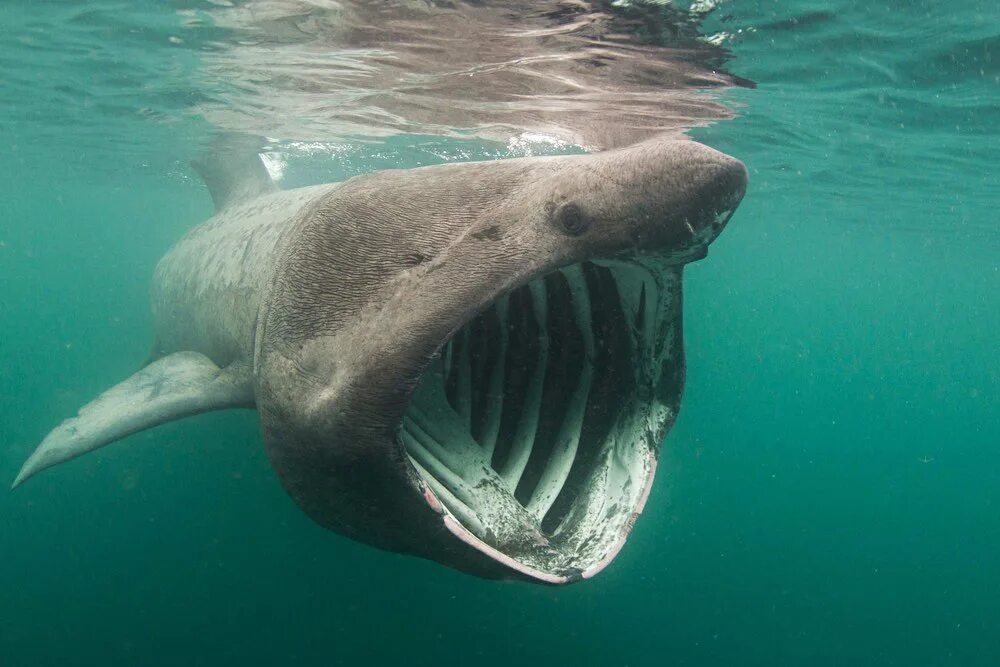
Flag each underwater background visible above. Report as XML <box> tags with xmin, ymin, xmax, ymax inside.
<box><xmin>1</xmin><ymin>1</ymin><xmax>997</xmax><ymax>665</ymax></box>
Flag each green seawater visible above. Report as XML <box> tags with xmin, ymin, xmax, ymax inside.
<box><xmin>1</xmin><ymin>1</ymin><xmax>997</xmax><ymax>665</ymax></box>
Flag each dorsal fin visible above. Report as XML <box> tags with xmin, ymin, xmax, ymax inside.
<box><xmin>191</xmin><ymin>134</ymin><xmax>279</xmax><ymax>213</ymax></box>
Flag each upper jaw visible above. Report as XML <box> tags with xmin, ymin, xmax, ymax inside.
<box><xmin>662</xmin><ymin>204</ymin><xmax>741</xmax><ymax>265</ymax></box>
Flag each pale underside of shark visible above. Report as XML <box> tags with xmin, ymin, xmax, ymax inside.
<box><xmin>14</xmin><ymin>136</ymin><xmax>746</xmax><ymax>583</ymax></box>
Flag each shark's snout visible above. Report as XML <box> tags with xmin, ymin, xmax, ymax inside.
<box><xmin>659</xmin><ymin>143</ymin><xmax>748</xmax><ymax>251</ymax></box>
<box><xmin>693</xmin><ymin>150</ymin><xmax>748</xmax><ymax>230</ymax></box>
<box><xmin>571</xmin><ymin>138</ymin><xmax>747</xmax><ymax>264</ymax></box>
<box><xmin>705</xmin><ymin>152</ymin><xmax>747</xmax><ymax>209</ymax></box>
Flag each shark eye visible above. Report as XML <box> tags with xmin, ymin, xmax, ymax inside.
<box><xmin>553</xmin><ymin>202</ymin><xmax>590</xmax><ymax>237</ymax></box>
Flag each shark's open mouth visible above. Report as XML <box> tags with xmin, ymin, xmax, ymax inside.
<box><xmin>400</xmin><ymin>256</ymin><xmax>684</xmax><ymax>582</ymax></box>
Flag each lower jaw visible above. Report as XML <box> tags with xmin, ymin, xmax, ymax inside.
<box><xmin>399</xmin><ymin>255</ymin><xmax>687</xmax><ymax>581</ymax></box>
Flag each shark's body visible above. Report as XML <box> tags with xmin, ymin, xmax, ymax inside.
<box><xmin>152</xmin><ymin>185</ymin><xmax>330</xmax><ymax>371</ymax></box>
<box><xmin>16</xmin><ymin>138</ymin><xmax>746</xmax><ymax>583</ymax></box>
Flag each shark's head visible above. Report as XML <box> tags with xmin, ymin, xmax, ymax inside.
<box><xmin>257</xmin><ymin>137</ymin><xmax>746</xmax><ymax>583</ymax></box>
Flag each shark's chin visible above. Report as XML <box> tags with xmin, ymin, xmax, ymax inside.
<box><xmin>400</xmin><ymin>255</ymin><xmax>686</xmax><ymax>583</ymax></box>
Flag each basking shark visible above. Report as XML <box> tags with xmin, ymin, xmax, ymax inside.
<box><xmin>14</xmin><ymin>137</ymin><xmax>746</xmax><ymax>583</ymax></box>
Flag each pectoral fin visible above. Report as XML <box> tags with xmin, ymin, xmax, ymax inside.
<box><xmin>13</xmin><ymin>351</ymin><xmax>254</xmax><ymax>488</ymax></box>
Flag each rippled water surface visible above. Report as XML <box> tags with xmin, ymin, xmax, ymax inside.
<box><xmin>1</xmin><ymin>1</ymin><xmax>997</xmax><ymax>665</ymax></box>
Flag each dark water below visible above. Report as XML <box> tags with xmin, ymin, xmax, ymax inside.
<box><xmin>1</xmin><ymin>1</ymin><xmax>998</xmax><ymax>665</ymax></box>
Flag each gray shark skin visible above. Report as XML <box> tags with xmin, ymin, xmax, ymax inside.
<box><xmin>14</xmin><ymin>137</ymin><xmax>746</xmax><ymax>583</ymax></box>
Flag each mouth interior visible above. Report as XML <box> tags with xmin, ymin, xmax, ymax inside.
<box><xmin>401</xmin><ymin>257</ymin><xmax>683</xmax><ymax>581</ymax></box>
